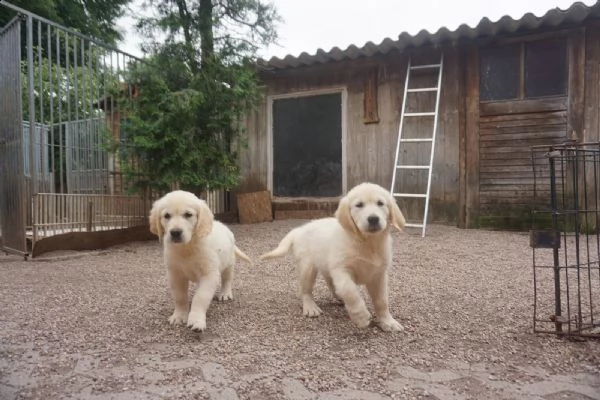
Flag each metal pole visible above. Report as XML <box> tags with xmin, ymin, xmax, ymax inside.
<box><xmin>549</xmin><ymin>147</ymin><xmax>562</xmax><ymax>333</ymax></box>
<box><xmin>27</xmin><ymin>15</ymin><xmax>36</xmax><ymax>196</ymax></box>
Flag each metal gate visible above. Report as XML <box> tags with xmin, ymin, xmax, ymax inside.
<box><xmin>0</xmin><ymin>16</ymin><xmax>27</xmax><ymax>258</ymax></box>
<box><xmin>530</xmin><ymin>142</ymin><xmax>600</xmax><ymax>339</ymax></box>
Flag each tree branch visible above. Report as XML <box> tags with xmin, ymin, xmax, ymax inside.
<box><xmin>174</xmin><ymin>0</ymin><xmax>199</xmax><ymax>73</ymax></box>
<box><xmin>199</xmin><ymin>0</ymin><xmax>215</xmax><ymax>69</ymax></box>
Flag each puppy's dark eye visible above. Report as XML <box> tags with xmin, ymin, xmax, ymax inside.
<box><xmin>377</xmin><ymin>200</ymin><xmax>385</xmax><ymax>207</ymax></box>
<box><xmin>184</xmin><ymin>212</ymin><xmax>193</xmax><ymax>218</ymax></box>
<box><xmin>164</xmin><ymin>213</ymin><xmax>171</xmax><ymax>220</ymax></box>
<box><xmin>355</xmin><ymin>202</ymin><xmax>364</xmax><ymax>208</ymax></box>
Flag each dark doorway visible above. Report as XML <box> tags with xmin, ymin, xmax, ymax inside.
<box><xmin>272</xmin><ymin>92</ymin><xmax>343</xmax><ymax>197</ymax></box>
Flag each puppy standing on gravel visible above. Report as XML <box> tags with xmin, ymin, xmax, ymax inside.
<box><xmin>149</xmin><ymin>190</ymin><xmax>251</xmax><ymax>332</ymax></box>
<box><xmin>260</xmin><ymin>182</ymin><xmax>406</xmax><ymax>332</ymax></box>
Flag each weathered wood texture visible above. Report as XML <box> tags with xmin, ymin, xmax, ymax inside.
<box><xmin>239</xmin><ymin>23</ymin><xmax>597</xmax><ymax>230</ymax></box>
<box><xmin>584</xmin><ymin>24</ymin><xmax>600</xmax><ymax>144</ymax></box>
<box><xmin>364</xmin><ymin>68</ymin><xmax>380</xmax><ymax>124</ymax></box>
<box><xmin>568</xmin><ymin>28</ymin><xmax>586</xmax><ymax>141</ymax></box>
<box><xmin>238</xmin><ymin>91</ymin><xmax>269</xmax><ymax>193</ymax></box>
<box><xmin>478</xmin><ymin>111</ymin><xmax>568</xmax><ymax>219</ymax></box>
<box><xmin>464</xmin><ymin>45</ymin><xmax>480</xmax><ymax>228</ymax></box>
<box><xmin>240</xmin><ymin>46</ymin><xmax>461</xmax><ymax>224</ymax></box>
<box><xmin>475</xmin><ymin>29</ymin><xmax>587</xmax><ymax>229</ymax></box>
<box><xmin>477</xmin><ymin>104</ymin><xmax>569</xmax><ymax>227</ymax></box>
<box><xmin>457</xmin><ymin>47</ymin><xmax>468</xmax><ymax>228</ymax></box>
<box><xmin>581</xmin><ymin>24</ymin><xmax>600</xmax><ymax>228</ymax></box>
<box><xmin>236</xmin><ymin>190</ymin><xmax>273</xmax><ymax>224</ymax></box>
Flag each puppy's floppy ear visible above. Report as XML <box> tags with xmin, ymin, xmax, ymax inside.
<box><xmin>335</xmin><ymin>196</ymin><xmax>360</xmax><ymax>236</ymax></box>
<box><xmin>194</xmin><ymin>198</ymin><xmax>214</xmax><ymax>239</ymax></box>
<box><xmin>149</xmin><ymin>198</ymin><xmax>164</xmax><ymax>240</ymax></box>
<box><xmin>387</xmin><ymin>194</ymin><xmax>406</xmax><ymax>231</ymax></box>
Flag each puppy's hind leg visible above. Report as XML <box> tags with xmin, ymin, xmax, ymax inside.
<box><xmin>215</xmin><ymin>265</ymin><xmax>234</xmax><ymax>301</ymax></box>
<box><xmin>298</xmin><ymin>261</ymin><xmax>322</xmax><ymax>317</ymax></box>
<box><xmin>324</xmin><ymin>274</ymin><xmax>344</xmax><ymax>305</ymax></box>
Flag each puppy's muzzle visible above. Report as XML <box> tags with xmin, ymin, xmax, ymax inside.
<box><xmin>367</xmin><ymin>215</ymin><xmax>381</xmax><ymax>232</ymax></box>
<box><xmin>169</xmin><ymin>228</ymin><xmax>183</xmax><ymax>242</ymax></box>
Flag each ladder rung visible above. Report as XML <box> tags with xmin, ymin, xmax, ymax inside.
<box><xmin>393</xmin><ymin>193</ymin><xmax>427</xmax><ymax>198</ymax></box>
<box><xmin>404</xmin><ymin>112</ymin><xmax>436</xmax><ymax>117</ymax></box>
<box><xmin>407</xmin><ymin>87</ymin><xmax>438</xmax><ymax>93</ymax></box>
<box><xmin>404</xmin><ymin>223</ymin><xmax>424</xmax><ymax>228</ymax></box>
<box><xmin>396</xmin><ymin>165</ymin><xmax>430</xmax><ymax>169</ymax></box>
<box><xmin>399</xmin><ymin>138</ymin><xmax>433</xmax><ymax>143</ymax></box>
<box><xmin>410</xmin><ymin>64</ymin><xmax>441</xmax><ymax>70</ymax></box>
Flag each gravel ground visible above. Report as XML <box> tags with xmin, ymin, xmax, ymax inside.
<box><xmin>1</xmin><ymin>220</ymin><xmax>599</xmax><ymax>400</ymax></box>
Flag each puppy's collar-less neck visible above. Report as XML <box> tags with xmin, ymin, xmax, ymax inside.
<box><xmin>351</xmin><ymin>227</ymin><xmax>390</xmax><ymax>245</ymax></box>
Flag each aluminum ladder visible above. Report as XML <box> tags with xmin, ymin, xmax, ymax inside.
<box><xmin>390</xmin><ymin>54</ymin><xmax>444</xmax><ymax>237</ymax></box>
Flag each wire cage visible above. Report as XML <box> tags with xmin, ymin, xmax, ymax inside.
<box><xmin>530</xmin><ymin>141</ymin><xmax>600</xmax><ymax>339</ymax></box>
<box><xmin>0</xmin><ymin>1</ymin><xmax>233</xmax><ymax>259</ymax></box>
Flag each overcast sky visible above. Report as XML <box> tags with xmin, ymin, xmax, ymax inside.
<box><xmin>115</xmin><ymin>0</ymin><xmax>597</xmax><ymax>60</ymax></box>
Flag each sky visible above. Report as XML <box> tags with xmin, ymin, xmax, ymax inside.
<box><xmin>115</xmin><ymin>0</ymin><xmax>597</xmax><ymax>61</ymax></box>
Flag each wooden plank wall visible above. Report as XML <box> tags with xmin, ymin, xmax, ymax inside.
<box><xmin>584</xmin><ymin>23</ymin><xmax>600</xmax><ymax>144</ymax></box>
<box><xmin>476</xmin><ymin>100</ymin><xmax>570</xmax><ymax>229</ymax></box>
<box><xmin>467</xmin><ymin>28</ymin><xmax>587</xmax><ymax>229</ymax></box>
<box><xmin>239</xmin><ymin>46</ymin><xmax>462</xmax><ymax>223</ymax></box>
<box><xmin>238</xmin><ymin>92</ymin><xmax>269</xmax><ymax>192</ymax></box>
<box><xmin>478</xmin><ymin>109</ymin><xmax>568</xmax><ymax>219</ymax></box>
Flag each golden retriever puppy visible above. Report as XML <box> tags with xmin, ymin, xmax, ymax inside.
<box><xmin>260</xmin><ymin>182</ymin><xmax>406</xmax><ymax>332</ymax></box>
<box><xmin>149</xmin><ymin>190</ymin><xmax>251</xmax><ymax>332</ymax></box>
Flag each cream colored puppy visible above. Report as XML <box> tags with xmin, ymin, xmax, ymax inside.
<box><xmin>260</xmin><ymin>182</ymin><xmax>406</xmax><ymax>332</ymax></box>
<box><xmin>149</xmin><ymin>190</ymin><xmax>251</xmax><ymax>332</ymax></box>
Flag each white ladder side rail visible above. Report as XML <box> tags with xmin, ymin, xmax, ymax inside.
<box><xmin>421</xmin><ymin>53</ymin><xmax>444</xmax><ymax>238</ymax></box>
<box><xmin>389</xmin><ymin>56</ymin><xmax>412</xmax><ymax>201</ymax></box>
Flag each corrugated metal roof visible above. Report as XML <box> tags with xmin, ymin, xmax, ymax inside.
<box><xmin>258</xmin><ymin>1</ymin><xmax>600</xmax><ymax>71</ymax></box>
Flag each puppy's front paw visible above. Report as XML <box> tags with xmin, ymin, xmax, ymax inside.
<box><xmin>168</xmin><ymin>310</ymin><xmax>188</xmax><ymax>326</ymax></box>
<box><xmin>378</xmin><ymin>317</ymin><xmax>404</xmax><ymax>332</ymax></box>
<box><xmin>350</xmin><ymin>308</ymin><xmax>372</xmax><ymax>329</ymax></box>
<box><xmin>303</xmin><ymin>300</ymin><xmax>323</xmax><ymax>317</ymax></box>
<box><xmin>215</xmin><ymin>291</ymin><xmax>233</xmax><ymax>301</ymax></box>
<box><xmin>186</xmin><ymin>312</ymin><xmax>207</xmax><ymax>332</ymax></box>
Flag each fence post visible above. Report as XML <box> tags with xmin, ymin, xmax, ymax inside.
<box><xmin>26</xmin><ymin>14</ymin><xmax>36</xmax><ymax>196</ymax></box>
<box><xmin>87</xmin><ymin>201</ymin><xmax>93</xmax><ymax>231</ymax></box>
<box><xmin>548</xmin><ymin>148</ymin><xmax>563</xmax><ymax>333</ymax></box>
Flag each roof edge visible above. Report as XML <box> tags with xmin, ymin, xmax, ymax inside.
<box><xmin>258</xmin><ymin>1</ymin><xmax>600</xmax><ymax>71</ymax></box>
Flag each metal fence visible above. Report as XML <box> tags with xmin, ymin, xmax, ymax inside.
<box><xmin>530</xmin><ymin>142</ymin><xmax>600</xmax><ymax>339</ymax></box>
<box><xmin>0</xmin><ymin>1</ymin><xmax>233</xmax><ymax>259</ymax></box>
<box><xmin>0</xmin><ymin>1</ymin><xmax>151</xmax><ymax>259</ymax></box>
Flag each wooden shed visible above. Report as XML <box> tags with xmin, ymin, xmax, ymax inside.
<box><xmin>237</xmin><ymin>1</ymin><xmax>600</xmax><ymax>229</ymax></box>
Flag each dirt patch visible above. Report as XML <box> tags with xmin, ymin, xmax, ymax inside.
<box><xmin>0</xmin><ymin>221</ymin><xmax>599</xmax><ymax>399</ymax></box>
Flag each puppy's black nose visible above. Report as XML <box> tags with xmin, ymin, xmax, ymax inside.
<box><xmin>367</xmin><ymin>215</ymin><xmax>380</xmax><ymax>226</ymax></box>
<box><xmin>170</xmin><ymin>229</ymin><xmax>183</xmax><ymax>239</ymax></box>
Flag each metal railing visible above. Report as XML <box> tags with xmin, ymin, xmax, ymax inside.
<box><xmin>0</xmin><ymin>1</ymin><xmax>150</xmax><ymax>258</ymax></box>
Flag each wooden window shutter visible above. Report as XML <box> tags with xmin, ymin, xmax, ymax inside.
<box><xmin>363</xmin><ymin>68</ymin><xmax>380</xmax><ymax>124</ymax></box>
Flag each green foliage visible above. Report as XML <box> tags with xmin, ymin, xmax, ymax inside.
<box><xmin>20</xmin><ymin>46</ymin><xmax>117</xmax><ymax>124</ymax></box>
<box><xmin>114</xmin><ymin>51</ymin><xmax>260</xmax><ymax>192</ymax></box>
<box><xmin>115</xmin><ymin>0</ymin><xmax>280</xmax><ymax>193</ymax></box>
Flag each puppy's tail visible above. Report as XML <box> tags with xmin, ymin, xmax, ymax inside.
<box><xmin>235</xmin><ymin>246</ymin><xmax>252</xmax><ymax>264</ymax></box>
<box><xmin>259</xmin><ymin>230</ymin><xmax>296</xmax><ymax>260</ymax></box>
